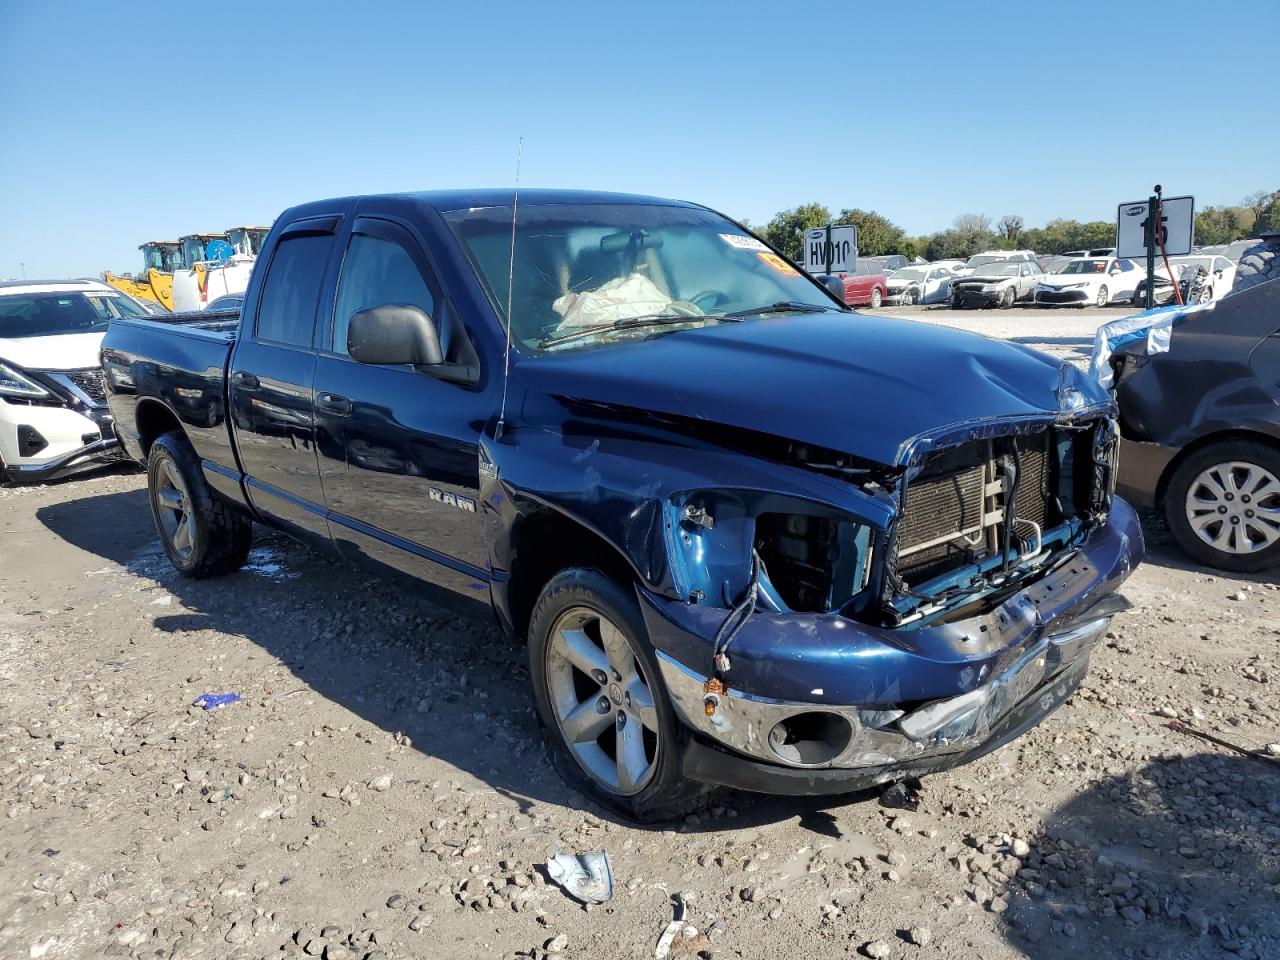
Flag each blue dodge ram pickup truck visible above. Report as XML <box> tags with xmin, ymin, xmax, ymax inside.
<box><xmin>102</xmin><ymin>189</ymin><xmax>1142</xmax><ymax>819</ymax></box>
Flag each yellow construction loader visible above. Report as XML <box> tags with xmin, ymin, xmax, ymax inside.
<box><xmin>103</xmin><ymin>240</ymin><xmax>182</xmax><ymax>310</ymax></box>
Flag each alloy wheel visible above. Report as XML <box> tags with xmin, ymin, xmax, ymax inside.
<box><xmin>154</xmin><ymin>459</ymin><xmax>196</xmax><ymax>559</ymax></box>
<box><xmin>1184</xmin><ymin>461</ymin><xmax>1280</xmax><ymax>555</ymax></box>
<box><xmin>545</xmin><ymin>606</ymin><xmax>660</xmax><ymax>796</ymax></box>
<box><xmin>1096</xmin><ymin>284</ymin><xmax>1108</xmax><ymax>307</ymax></box>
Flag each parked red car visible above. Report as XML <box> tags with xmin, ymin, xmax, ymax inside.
<box><xmin>833</xmin><ymin>261</ymin><xmax>888</xmax><ymax>308</ymax></box>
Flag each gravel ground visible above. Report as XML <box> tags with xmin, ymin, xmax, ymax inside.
<box><xmin>2</xmin><ymin>467</ymin><xmax>1278</xmax><ymax>960</ymax></box>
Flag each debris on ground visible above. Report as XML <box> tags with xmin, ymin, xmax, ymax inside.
<box><xmin>654</xmin><ymin>894</ymin><xmax>687</xmax><ymax>959</ymax></box>
<box><xmin>192</xmin><ymin>692</ymin><xmax>241</xmax><ymax>710</ymax></box>
<box><xmin>546</xmin><ymin>850</ymin><xmax>614</xmax><ymax>904</ymax></box>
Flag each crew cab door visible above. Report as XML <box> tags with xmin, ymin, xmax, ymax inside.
<box><xmin>312</xmin><ymin>215</ymin><xmax>489</xmax><ymax>592</ymax></box>
<box><xmin>228</xmin><ymin>216</ymin><xmax>340</xmax><ymax>542</ymax></box>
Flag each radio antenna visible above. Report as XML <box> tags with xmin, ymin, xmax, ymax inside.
<box><xmin>495</xmin><ymin>136</ymin><xmax>523</xmax><ymax>441</ymax></box>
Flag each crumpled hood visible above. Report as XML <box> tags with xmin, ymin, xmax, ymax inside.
<box><xmin>0</xmin><ymin>332</ymin><xmax>105</xmax><ymax>371</ymax></box>
<box><xmin>517</xmin><ymin>313</ymin><xmax>1106</xmax><ymax>467</ymax></box>
<box><xmin>955</xmin><ymin>274</ymin><xmax>1015</xmax><ymax>287</ymax></box>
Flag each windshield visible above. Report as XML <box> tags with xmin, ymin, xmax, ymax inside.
<box><xmin>0</xmin><ymin>290</ymin><xmax>145</xmax><ymax>338</ymax></box>
<box><xmin>443</xmin><ymin>203</ymin><xmax>835</xmax><ymax>352</ymax></box>
<box><xmin>970</xmin><ymin>263</ymin><xmax>1020</xmax><ymax>277</ymax></box>
<box><xmin>1057</xmin><ymin>259</ymin><xmax>1108</xmax><ymax>274</ymax></box>
<box><xmin>891</xmin><ymin>268</ymin><xmax>927</xmax><ymax>282</ymax></box>
<box><xmin>965</xmin><ymin>255</ymin><xmax>1005</xmax><ymax>269</ymax></box>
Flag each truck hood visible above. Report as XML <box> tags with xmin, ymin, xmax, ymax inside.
<box><xmin>0</xmin><ymin>332</ymin><xmax>106</xmax><ymax>371</ymax></box>
<box><xmin>517</xmin><ymin>312</ymin><xmax>1106</xmax><ymax>467</ymax></box>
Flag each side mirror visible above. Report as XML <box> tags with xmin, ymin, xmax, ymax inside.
<box><xmin>348</xmin><ymin>304</ymin><xmax>444</xmax><ymax>365</ymax></box>
<box><xmin>817</xmin><ymin>274</ymin><xmax>847</xmax><ymax>303</ymax></box>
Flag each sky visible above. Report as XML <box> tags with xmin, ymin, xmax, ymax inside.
<box><xmin>1</xmin><ymin>0</ymin><xmax>1275</xmax><ymax>279</ymax></box>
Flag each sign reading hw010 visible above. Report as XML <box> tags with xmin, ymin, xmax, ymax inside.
<box><xmin>804</xmin><ymin>225</ymin><xmax>858</xmax><ymax>274</ymax></box>
<box><xmin>1116</xmin><ymin>195</ymin><xmax>1194</xmax><ymax>259</ymax></box>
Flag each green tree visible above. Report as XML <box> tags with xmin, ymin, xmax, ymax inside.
<box><xmin>1195</xmin><ymin>206</ymin><xmax>1244</xmax><ymax>245</ymax></box>
<box><xmin>999</xmin><ymin>214</ymin><xmax>1024</xmax><ymax>244</ymax></box>
<box><xmin>1256</xmin><ymin>196</ymin><xmax>1280</xmax><ymax>234</ymax></box>
<box><xmin>760</xmin><ymin>203</ymin><xmax>831</xmax><ymax>262</ymax></box>
<box><xmin>834</xmin><ymin>208</ymin><xmax>914</xmax><ymax>257</ymax></box>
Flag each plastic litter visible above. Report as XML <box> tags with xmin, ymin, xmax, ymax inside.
<box><xmin>192</xmin><ymin>692</ymin><xmax>241</xmax><ymax>711</ymax></box>
<box><xmin>546</xmin><ymin>850</ymin><xmax>614</xmax><ymax>904</ymax></box>
<box><xmin>878</xmin><ymin>776</ymin><xmax>923</xmax><ymax>811</ymax></box>
<box><xmin>654</xmin><ymin>893</ymin><xmax>687</xmax><ymax>959</ymax></box>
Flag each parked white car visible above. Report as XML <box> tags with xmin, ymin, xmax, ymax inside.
<box><xmin>886</xmin><ymin>265</ymin><xmax>955</xmax><ymax>305</ymax></box>
<box><xmin>0</xmin><ymin>280</ymin><xmax>138</xmax><ymax>483</ymax></box>
<box><xmin>951</xmin><ymin>260</ymin><xmax>1045</xmax><ymax>308</ymax></box>
<box><xmin>1130</xmin><ymin>255</ymin><xmax>1238</xmax><ymax>307</ymax></box>
<box><xmin>1034</xmin><ymin>257</ymin><xmax>1143</xmax><ymax>307</ymax></box>
<box><xmin>953</xmin><ymin>250</ymin><xmax>1038</xmax><ymax>278</ymax></box>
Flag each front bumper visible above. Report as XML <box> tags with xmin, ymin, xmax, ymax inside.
<box><xmin>642</xmin><ymin>498</ymin><xmax>1143</xmax><ymax>795</ymax></box>
<box><xmin>1034</xmin><ymin>287</ymin><xmax>1090</xmax><ymax>305</ymax></box>
<box><xmin>0</xmin><ymin>400</ymin><xmax>122</xmax><ymax>483</ymax></box>
<box><xmin>952</xmin><ymin>287</ymin><xmax>1003</xmax><ymax>307</ymax></box>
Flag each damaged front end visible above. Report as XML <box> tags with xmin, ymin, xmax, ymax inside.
<box><xmin>632</xmin><ymin>376</ymin><xmax>1139</xmax><ymax>793</ymax></box>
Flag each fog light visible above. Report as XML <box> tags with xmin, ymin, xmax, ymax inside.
<box><xmin>17</xmin><ymin>425</ymin><xmax>48</xmax><ymax>458</ymax></box>
<box><xmin>768</xmin><ymin>712</ymin><xmax>852</xmax><ymax>765</ymax></box>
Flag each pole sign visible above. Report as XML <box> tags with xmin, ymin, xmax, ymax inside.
<box><xmin>804</xmin><ymin>224</ymin><xmax>857</xmax><ymax>274</ymax></box>
<box><xmin>1116</xmin><ymin>195</ymin><xmax>1194</xmax><ymax>259</ymax></box>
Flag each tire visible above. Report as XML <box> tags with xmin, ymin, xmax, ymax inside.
<box><xmin>527</xmin><ymin>567</ymin><xmax>711</xmax><ymax>821</ymax></box>
<box><xmin>1000</xmin><ymin>286</ymin><xmax>1016</xmax><ymax>309</ymax></box>
<box><xmin>950</xmin><ymin>295</ymin><xmax>963</xmax><ymax>310</ymax></box>
<box><xmin>1095</xmin><ymin>284</ymin><xmax>1109</xmax><ymax>307</ymax></box>
<box><xmin>1163</xmin><ymin>440</ymin><xmax>1280</xmax><ymax>572</ymax></box>
<box><xmin>1232</xmin><ymin>240</ymin><xmax>1279</xmax><ymax>294</ymax></box>
<box><xmin>869</xmin><ymin>288</ymin><xmax>882</xmax><ymax>309</ymax></box>
<box><xmin>146</xmin><ymin>432</ymin><xmax>252</xmax><ymax>578</ymax></box>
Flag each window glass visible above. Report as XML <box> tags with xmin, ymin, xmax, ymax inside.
<box><xmin>255</xmin><ymin>234</ymin><xmax>333</xmax><ymax>347</ymax></box>
<box><xmin>332</xmin><ymin>233</ymin><xmax>437</xmax><ymax>357</ymax></box>
<box><xmin>0</xmin><ymin>292</ymin><xmax>112</xmax><ymax>338</ymax></box>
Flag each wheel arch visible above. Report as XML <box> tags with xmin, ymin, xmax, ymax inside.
<box><xmin>1156</xmin><ymin>429</ymin><xmax>1280</xmax><ymax>506</ymax></box>
<box><xmin>502</xmin><ymin>506</ymin><xmax>644</xmax><ymax>643</ymax></box>
<box><xmin>135</xmin><ymin>398</ymin><xmax>185</xmax><ymax>456</ymax></box>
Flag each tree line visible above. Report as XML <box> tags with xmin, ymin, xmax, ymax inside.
<box><xmin>744</xmin><ymin>189</ymin><xmax>1280</xmax><ymax>263</ymax></box>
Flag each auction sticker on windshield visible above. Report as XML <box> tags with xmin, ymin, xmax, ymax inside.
<box><xmin>756</xmin><ymin>252</ymin><xmax>798</xmax><ymax>275</ymax></box>
<box><xmin>719</xmin><ymin>234</ymin><xmax>769</xmax><ymax>251</ymax></box>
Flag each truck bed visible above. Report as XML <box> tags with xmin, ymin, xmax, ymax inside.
<box><xmin>125</xmin><ymin>308</ymin><xmax>240</xmax><ymax>336</ymax></box>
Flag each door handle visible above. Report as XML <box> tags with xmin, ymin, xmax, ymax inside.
<box><xmin>316</xmin><ymin>392</ymin><xmax>352</xmax><ymax>417</ymax></box>
<box><xmin>231</xmin><ymin>371</ymin><xmax>259</xmax><ymax>390</ymax></box>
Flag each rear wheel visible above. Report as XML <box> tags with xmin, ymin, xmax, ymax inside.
<box><xmin>147</xmin><ymin>432</ymin><xmax>252</xmax><ymax>578</ymax></box>
<box><xmin>527</xmin><ymin>568</ymin><xmax>709</xmax><ymax>821</ymax></box>
<box><xmin>869</xmin><ymin>288</ymin><xmax>882</xmax><ymax>309</ymax></box>
<box><xmin>1164</xmin><ymin>441</ymin><xmax>1280</xmax><ymax>572</ymax></box>
<box><xmin>1095</xmin><ymin>284</ymin><xmax>1109</xmax><ymax>307</ymax></box>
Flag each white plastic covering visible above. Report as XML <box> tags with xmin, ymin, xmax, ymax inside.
<box><xmin>551</xmin><ymin>272</ymin><xmax>680</xmax><ymax>331</ymax></box>
<box><xmin>1089</xmin><ymin>299</ymin><xmax>1215</xmax><ymax>389</ymax></box>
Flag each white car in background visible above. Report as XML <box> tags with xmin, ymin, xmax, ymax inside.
<box><xmin>1033</xmin><ymin>257</ymin><xmax>1142</xmax><ymax>307</ymax></box>
<box><xmin>1130</xmin><ymin>255</ymin><xmax>1238</xmax><ymax>306</ymax></box>
<box><xmin>886</xmin><ymin>264</ymin><xmax>955</xmax><ymax>304</ymax></box>
<box><xmin>0</xmin><ymin>280</ymin><xmax>141</xmax><ymax>483</ymax></box>
<box><xmin>952</xmin><ymin>249</ymin><xmax>1038</xmax><ymax>277</ymax></box>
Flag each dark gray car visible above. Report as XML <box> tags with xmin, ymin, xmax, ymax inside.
<box><xmin>1111</xmin><ymin>277</ymin><xmax>1280</xmax><ymax>571</ymax></box>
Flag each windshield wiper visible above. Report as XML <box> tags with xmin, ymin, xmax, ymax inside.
<box><xmin>538</xmin><ymin>313</ymin><xmax>714</xmax><ymax>349</ymax></box>
<box><xmin>537</xmin><ymin>301</ymin><xmax>837</xmax><ymax>349</ymax></box>
<box><xmin>720</xmin><ymin>300</ymin><xmax>839</xmax><ymax>319</ymax></box>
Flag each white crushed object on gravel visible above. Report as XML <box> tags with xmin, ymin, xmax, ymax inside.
<box><xmin>546</xmin><ymin>850</ymin><xmax>614</xmax><ymax>904</ymax></box>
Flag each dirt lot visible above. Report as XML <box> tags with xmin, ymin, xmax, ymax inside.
<box><xmin>2</xmin><ymin>459</ymin><xmax>1279</xmax><ymax>960</ymax></box>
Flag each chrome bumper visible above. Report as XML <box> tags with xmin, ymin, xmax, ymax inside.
<box><xmin>656</xmin><ymin>611</ymin><xmax>1113</xmax><ymax>772</ymax></box>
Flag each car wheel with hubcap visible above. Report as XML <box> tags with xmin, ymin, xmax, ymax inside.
<box><xmin>527</xmin><ymin>567</ymin><xmax>709</xmax><ymax>821</ymax></box>
<box><xmin>1095</xmin><ymin>284</ymin><xmax>1109</xmax><ymax>307</ymax></box>
<box><xmin>1164</xmin><ymin>441</ymin><xmax>1280</xmax><ymax>572</ymax></box>
<box><xmin>1001</xmin><ymin>286</ymin><xmax>1016</xmax><ymax>308</ymax></box>
<box><xmin>147</xmin><ymin>432</ymin><xmax>252</xmax><ymax>578</ymax></box>
<box><xmin>869</xmin><ymin>288</ymin><xmax>882</xmax><ymax>309</ymax></box>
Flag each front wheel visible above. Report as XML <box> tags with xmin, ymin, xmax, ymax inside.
<box><xmin>1001</xmin><ymin>286</ymin><xmax>1016</xmax><ymax>308</ymax></box>
<box><xmin>869</xmin><ymin>288</ymin><xmax>882</xmax><ymax>309</ymax></box>
<box><xmin>1164</xmin><ymin>441</ymin><xmax>1280</xmax><ymax>572</ymax></box>
<box><xmin>527</xmin><ymin>568</ymin><xmax>708</xmax><ymax>821</ymax></box>
<box><xmin>147</xmin><ymin>432</ymin><xmax>252</xmax><ymax>578</ymax></box>
<box><xmin>1095</xmin><ymin>284</ymin><xmax>1109</xmax><ymax>307</ymax></box>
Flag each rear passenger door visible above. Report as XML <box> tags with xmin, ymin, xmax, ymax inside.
<box><xmin>311</xmin><ymin>215</ymin><xmax>489</xmax><ymax>592</ymax></box>
<box><xmin>229</xmin><ymin>217</ymin><xmax>339</xmax><ymax>542</ymax></box>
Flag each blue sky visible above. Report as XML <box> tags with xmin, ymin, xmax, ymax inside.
<box><xmin>1</xmin><ymin>0</ymin><xmax>1274</xmax><ymax>278</ymax></box>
